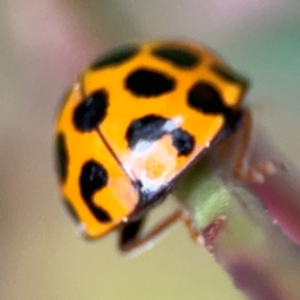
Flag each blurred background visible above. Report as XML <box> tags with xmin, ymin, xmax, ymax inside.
<box><xmin>0</xmin><ymin>1</ymin><xmax>300</xmax><ymax>299</ymax></box>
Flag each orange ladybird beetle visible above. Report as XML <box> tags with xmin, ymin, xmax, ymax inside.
<box><xmin>55</xmin><ymin>40</ymin><xmax>249</xmax><ymax>253</ymax></box>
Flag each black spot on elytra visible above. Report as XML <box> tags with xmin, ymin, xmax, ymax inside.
<box><xmin>187</xmin><ymin>81</ymin><xmax>231</xmax><ymax>115</ymax></box>
<box><xmin>79</xmin><ymin>160</ymin><xmax>111</xmax><ymax>222</ymax></box>
<box><xmin>126</xmin><ymin>114</ymin><xmax>194</xmax><ymax>157</ymax></box>
<box><xmin>90</xmin><ymin>45</ymin><xmax>139</xmax><ymax>69</ymax></box>
<box><xmin>125</xmin><ymin>68</ymin><xmax>175</xmax><ymax>97</ymax></box>
<box><xmin>211</xmin><ymin>64</ymin><xmax>249</xmax><ymax>89</ymax></box>
<box><xmin>171</xmin><ymin>128</ymin><xmax>195</xmax><ymax>156</ymax></box>
<box><xmin>152</xmin><ymin>46</ymin><xmax>199</xmax><ymax>68</ymax></box>
<box><xmin>73</xmin><ymin>89</ymin><xmax>108</xmax><ymax>132</ymax></box>
<box><xmin>62</xmin><ymin>198</ymin><xmax>80</xmax><ymax>224</ymax></box>
<box><xmin>55</xmin><ymin>133</ymin><xmax>68</xmax><ymax>183</ymax></box>
<box><xmin>126</xmin><ymin>115</ymin><xmax>167</xmax><ymax>149</ymax></box>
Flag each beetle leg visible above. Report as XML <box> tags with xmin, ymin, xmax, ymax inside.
<box><xmin>233</xmin><ymin>110</ymin><xmax>285</xmax><ymax>183</ymax></box>
<box><xmin>119</xmin><ymin>209</ymin><xmax>199</xmax><ymax>255</ymax></box>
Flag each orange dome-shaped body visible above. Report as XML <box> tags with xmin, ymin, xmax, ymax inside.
<box><xmin>55</xmin><ymin>40</ymin><xmax>249</xmax><ymax>241</ymax></box>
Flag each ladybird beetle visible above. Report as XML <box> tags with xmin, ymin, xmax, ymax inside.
<box><xmin>55</xmin><ymin>40</ymin><xmax>249</xmax><ymax>252</ymax></box>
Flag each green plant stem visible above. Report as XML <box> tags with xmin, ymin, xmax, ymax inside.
<box><xmin>175</xmin><ymin>159</ymin><xmax>300</xmax><ymax>299</ymax></box>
